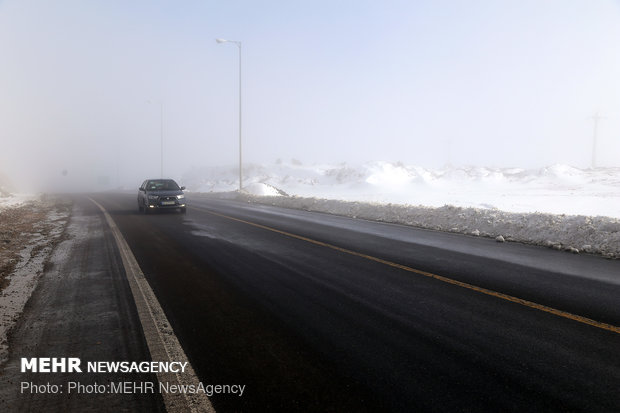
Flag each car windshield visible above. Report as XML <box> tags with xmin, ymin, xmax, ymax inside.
<box><xmin>146</xmin><ymin>179</ymin><xmax>180</xmax><ymax>191</ymax></box>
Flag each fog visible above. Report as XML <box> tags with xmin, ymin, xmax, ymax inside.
<box><xmin>0</xmin><ymin>0</ymin><xmax>619</xmax><ymax>192</ymax></box>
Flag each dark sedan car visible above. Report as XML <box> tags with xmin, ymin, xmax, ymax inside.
<box><xmin>138</xmin><ymin>179</ymin><xmax>187</xmax><ymax>214</ymax></box>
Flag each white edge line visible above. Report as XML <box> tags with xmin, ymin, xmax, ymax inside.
<box><xmin>89</xmin><ymin>197</ymin><xmax>215</xmax><ymax>413</ymax></box>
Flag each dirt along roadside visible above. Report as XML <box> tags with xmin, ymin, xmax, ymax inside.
<box><xmin>0</xmin><ymin>196</ymin><xmax>71</xmax><ymax>363</ymax></box>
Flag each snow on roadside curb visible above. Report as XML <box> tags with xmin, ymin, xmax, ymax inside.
<box><xmin>227</xmin><ymin>193</ymin><xmax>620</xmax><ymax>259</ymax></box>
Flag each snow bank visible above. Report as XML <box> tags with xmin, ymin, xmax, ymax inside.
<box><xmin>233</xmin><ymin>193</ymin><xmax>620</xmax><ymax>259</ymax></box>
<box><xmin>183</xmin><ymin>161</ymin><xmax>620</xmax><ymax>218</ymax></box>
<box><xmin>183</xmin><ymin>161</ymin><xmax>619</xmax><ymax>258</ymax></box>
<box><xmin>243</xmin><ymin>182</ymin><xmax>288</xmax><ymax>197</ymax></box>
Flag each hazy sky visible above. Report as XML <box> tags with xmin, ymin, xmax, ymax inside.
<box><xmin>0</xmin><ymin>0</ymin><xmax>619</xmax><ymax>190</ymax></box>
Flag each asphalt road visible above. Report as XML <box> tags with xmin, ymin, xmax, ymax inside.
<box><xmin>0</xmin><ymin>197</ymin><xmax>166</xmax><ymax>412</ymax></box>
<box><xmin>92</xmin><ymin>192</ymin><xmax>620</xmax><ymax>413</ymax></box>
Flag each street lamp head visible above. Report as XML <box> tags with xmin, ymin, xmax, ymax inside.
<box><xmin>216</xmin><ymin>38</ymin><xmax>241</xmax><ymax>47</ymax></box>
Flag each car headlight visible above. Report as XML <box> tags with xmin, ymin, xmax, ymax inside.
<box><xmin>177</xmin><ymin>194</ymin><xmax>185</xmax><ymax>200</ymax></box>
<box><xmin>148</xmin><ymin>195</ymin><xmax>158</xmax><ymax>200</ymax></box>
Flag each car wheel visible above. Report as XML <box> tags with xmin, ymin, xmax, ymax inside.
<box><xmin>138</xmin><ymin>203</ymin><xmax>143</xmax><ymax>213</ymax></box>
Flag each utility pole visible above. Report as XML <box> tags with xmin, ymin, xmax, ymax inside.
<box><xmin>591</xmin><ymin>112</ymin><xmax>605</xmax><ymax>168</ymax></box>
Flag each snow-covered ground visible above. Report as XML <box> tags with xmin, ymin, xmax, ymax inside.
<box><xmin>0</xmin><ymin>176</ymin><xmax>38</xmax><ymax>211</ymax></box>
<box><xmin>183</xmin><ymin>161</ymin><xmax>620</xmax><ymax>258</ymax></box>
<box><xmin>0</xmin><ymin>193</ymin><xmax>38</xmax><ymax>211</ymax></box>
<box><xmin>183</xmin><ymin>161</ymin><xmax>620</xmax><ymax>218</ymax></box>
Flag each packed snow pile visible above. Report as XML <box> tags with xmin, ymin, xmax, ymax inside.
<box><xmin>243</xmin><ymin>182</ymin><xmax>289</xmax><ymax>197</ymax></box>
<box><xmin>232</xmin><ymin>193</ymin><xmax>619</xmax><ymax>259</ymax></box>
<box><xmin>183</xmin><ymin>161</ymin><xmax>620</xmax><ymax>218</ymax></box>
<box><xmin>183</xmin><ymin>161</ymin><xmax>620</xmax><ymax>258</ymax></box>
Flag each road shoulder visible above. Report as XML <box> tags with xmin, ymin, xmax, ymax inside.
<box><xmin>0</xmin><ymin>198</ymin><xmax>165</xmax><ymax>412</ymax></box>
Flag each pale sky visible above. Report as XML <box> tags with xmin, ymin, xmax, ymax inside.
<box><xmin>0</xmin><ymin>0</ymin><xmax>619</xmax><ymax>190</ymax></box>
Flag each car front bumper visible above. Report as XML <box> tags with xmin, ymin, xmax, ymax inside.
<box><xmin>147</xmin><ymin>196</ymin><xmax>186</xmax><ymax>210</ymax></box>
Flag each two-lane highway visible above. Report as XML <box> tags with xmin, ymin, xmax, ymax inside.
<box><xmin>92</xmin><ymin>192</ymin><xmax>620</xmax><ymax>412</ymax></box>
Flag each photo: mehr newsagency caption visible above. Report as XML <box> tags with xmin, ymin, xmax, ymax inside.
<box><xmin>19</xmin><ymin>357</ymin><xmax>246</xmax><ymax>397</ymax></box>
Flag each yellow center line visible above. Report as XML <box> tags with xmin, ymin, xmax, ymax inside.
<box><xmin>191</xmin><ymin>205</ymin><xmax>620</xmax><ymax>335</ymax></box>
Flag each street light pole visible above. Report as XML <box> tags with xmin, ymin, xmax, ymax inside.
<box><xmin>216</xmin><ymin>38</ymin><xmax>243</xmax><ymax>191</ymax></box>
<box><xmin>147</xmin><ymin>99</ymin><xmax>164</xmax><ymax>178</ymax></box>
<box><xmin>159</xmin><ymin>101</ymin><xmax>164</xmax><ymax>178</ymax></box>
